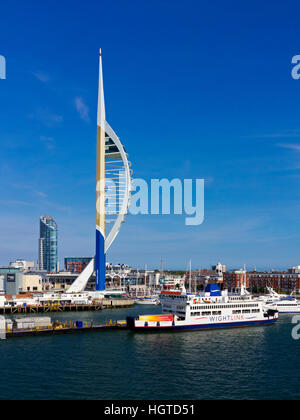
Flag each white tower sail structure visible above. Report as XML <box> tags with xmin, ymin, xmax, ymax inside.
<box><xmin>67</xmin><ymin>52</ymin><xmax>132</xmax><ymax>294</ymax></box>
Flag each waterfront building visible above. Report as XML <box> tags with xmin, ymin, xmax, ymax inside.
<box><xmin>183</xmin><ymin>263</ymin><xmax>226</xmax><ymax>292</ymax></box>
<box><xmin>0</xmin><ymin>275</ymin><xmax>5</xmax><ymax>295</ymax></box>
<box><xmin>38</xmin><ymin>215</ymin><xmax>58</xmax><ymax>273</ymax></box>
<box><xmin>0</xmin><ymin>268</ymin><xmax>46</xmax><ymax>294</ymax></box>
<box><xmin>0</xmin><ymin>267</ymin><xmax>23</xmax><ymax>295</ymax></box>
<box><xmin>9</xmin><ymin>260</ymin><xmax>35</xmax><ymax>272</ymax></box>
<box><xmin>211</xmin><ymin>262</ymin><xmax>226</xmax><ymax>276</ymax></box>
<box><xmin>65</xmin><ymin>258</ymin><xmax>93</xmax><ymax>274</ymax></box>
<box><xmin>45</xmin><ymin>272</ymin><xmax>80</xmax><ymax>291</ymax></box>
<box><xmin>22</xmin><ymin>274</ymin><xmax>43</xmax><ymax>293</ymax></box>
<box><xmin>223</xmin><ymin>269</ymin><xmax>249</xmax><ymax>292</ymax></box>
<box><xmin>223</xmin><ymin>268</ymin><xmax>300</xmax><ymax>294</ymax></box>
<box><xmin>125</xmin><ymin>269</ymin><xmax>159</xmax><ymax>287</ymax></box>
<box><xmin>161</xmin><ymin>274</ymin><xmax>185</xmax><ymax>290</ymax></box>
<box><xmin>248</xmin><ymin>270</ymin><xmax>300</xmax><ymax>294</ymax></box>
<box><xmin>289</xmin><ymin>265</ymin><xmax>300</xmax><ymax>274</ymax></box>
<box><xmin>43</xmin><ymin>264</ymin><xmax>158</xmax><ymax>294</ymax></box>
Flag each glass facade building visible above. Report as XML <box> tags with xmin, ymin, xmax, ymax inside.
<box><xmin>39</xmin><ymin>215</ymin><xmax>58</xmax><ymax>273</ymax></box>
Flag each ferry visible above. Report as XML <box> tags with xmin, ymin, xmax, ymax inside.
<box><xmin>260</xmin><ymin>287</ymin><xmax>300</xmax><ymax>314</ymax></box>
<box><xmin>127</xmin><ymin>284</ymin><xmax>278</xmax><ymax>332</ymax></box>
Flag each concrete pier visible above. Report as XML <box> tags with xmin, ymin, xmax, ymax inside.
<box><xmin>6</xmin><ymin>320</ymin><xmax>129</xmax><ymax>339</ymax></box>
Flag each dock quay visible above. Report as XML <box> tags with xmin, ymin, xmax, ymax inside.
<box><xmin>1</xmin><ymin>317</ymin><xmax>129</xmax><ymax>339</ymax></box>
<box><xmin>0</xmin><ymin>298</ymin><xmax>134</xmax><ymax>314</ymax></box>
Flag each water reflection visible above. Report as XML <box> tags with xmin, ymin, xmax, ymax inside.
<box><xmin>0</xmin><ymin>307</ymin><xmax>299</xmax><ymax>400</ymax></box>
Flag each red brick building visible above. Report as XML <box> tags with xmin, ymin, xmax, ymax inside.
<box><xmin>64</xmin><ymin>258</ymin><xmax>92</xmax><ymax>274</ymax></box>
<box><xmin>224</xmin><ymin>270</ymin><xmax>300</xmax><ymax>293</ymax></box>
<box><xmin>223</xmin><ymin>270</ymin><xmax>249</xmax><ymax>291</ymax></box>
<box><xmin>248</xmin><ymin>272</ymin><xmax>300</xmax><ymax>293</ymax></box>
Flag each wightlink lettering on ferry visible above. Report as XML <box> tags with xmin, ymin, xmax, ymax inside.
<box><xmin>127</xmin><ymin>284</ymin><xmax>278</xmax><ymax>332</ymax></box>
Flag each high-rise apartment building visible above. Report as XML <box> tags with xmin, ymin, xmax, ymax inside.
<box><xmin>38</xmin><ymin>215</ymin><xmax>58</xmax><ymax>273</ymax></box>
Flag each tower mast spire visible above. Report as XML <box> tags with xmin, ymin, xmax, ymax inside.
<box><xmin>95</xmin><ymin>49</ymin><xmax>106</xmax><ymax>291</ymax></box>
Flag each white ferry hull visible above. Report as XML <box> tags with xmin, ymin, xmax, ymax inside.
<box><xmin>127</xmin><ymin>313</ymin><xmax>278</xmax><ymax>332</ymax></box>
<box><xmin>273</xmin><ymin>308</ymin><xmax>300</xmax><ymax>314</ymax></box>
<box><xmin>265</xmin><ymin>300</ymin><xmax>300</xmax><ymax>314</ymax></box>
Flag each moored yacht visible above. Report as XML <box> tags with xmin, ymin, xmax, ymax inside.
<box><xmin>135</xmin><ymin>296</ymin><xmax>160</xmax><ymax>305</ymax></box>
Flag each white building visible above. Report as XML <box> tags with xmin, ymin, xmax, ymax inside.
<box><xmin>9</xmin><ymin>260</ymin><xmax>35</xmax><ymax>272</ymax></box>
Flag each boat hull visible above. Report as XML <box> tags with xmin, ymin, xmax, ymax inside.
<box><xmin>135</xmin><ymin>301</ymin><xmax>159</xmax><ymax>305</ymax></box>
<box><xmin>277</xmin><ymin>311</ymin><xmax>300</xmax><ymax>314</ymax></box>
<box><xmin>127</xmin><ymin>317</ymin><xmax>278</xmax><ymax>332</ymax></box>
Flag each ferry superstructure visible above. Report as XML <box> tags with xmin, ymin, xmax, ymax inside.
<box><xmin>127</xmin><ymin>285</ymin><xmax>278</xmax><ymax>331</ymax></box>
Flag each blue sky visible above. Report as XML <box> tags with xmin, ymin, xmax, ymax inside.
<box><xmin>1</xmin><ymin>0</ymin><xmax>300</xmax><ymax>270</ymax></box>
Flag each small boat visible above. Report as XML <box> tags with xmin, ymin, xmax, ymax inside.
<box><xmin>135</xmin><ymin>297</ymin><xmax>160</xmax><ymax>305</ymax></box>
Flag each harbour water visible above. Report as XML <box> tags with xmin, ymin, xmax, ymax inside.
<box><xmin>0</xmin><ymin>306</ymin><xmax>299</xmax><ymax>400</ymax></box>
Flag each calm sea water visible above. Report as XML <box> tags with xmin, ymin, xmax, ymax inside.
<box><xmin>0</xmin><ymin>306</ymin><xmax>299</xmax><ymax>400</ymax></box>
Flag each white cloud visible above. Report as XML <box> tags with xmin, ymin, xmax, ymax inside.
<box><xmin>40</xmin><ymin>136</ymin><xmax>54</xmax><ymax>142</ymax></box>
<box><xmin>32</xmin><ymin>71</ymin><xmax>50</xmax><ymax>83</ymax></box>
<box><xmin>243</xmin><ymin>130</ymin><xmax>300</xmax><ymax>139</ymax></box>
<box><xmin>277</xmin><ymin>143</ymin><xmax>300</xmax><ymax>152</ymax></box>
<box><xmin>74</xmin><ymin>97</ymin><xmax>90</xmax><ymax>123</ymax></box>
<box><xmin>29</xmin><ymin>109</ymin><xmax>63</xmax><ymax>127</ymax></box>
<box><xmin>40</xmin><ymin>136</ymin><xmax>55</xmax><ymax>150</ymax></box>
